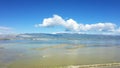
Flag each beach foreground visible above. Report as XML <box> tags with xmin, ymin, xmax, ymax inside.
<box><xmin>0</xmin><ymin>34</ymin><xmax>120</xmax><ymax>68</ymax></box>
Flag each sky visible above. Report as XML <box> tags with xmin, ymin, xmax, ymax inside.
<box><xmin>0</xmin><ymin>0</ymin><xmax>120</xmax><ymax>34</ymax></box>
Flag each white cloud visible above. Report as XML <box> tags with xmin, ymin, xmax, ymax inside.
<box><xmin>79</xmin><ymin>23</ymin><xmax>116</xmax><ymax>32</ymax></box>
<box><xmin>35</xmin><ymin>14</ymin><xmax>120</xmax><ymax>34</ymax></box>
<box><xmin>0</xmin><ymin>26</ymin><xmax>12</xmax><ymax>30</ymax></box>
<box><xmin>35</xmin><ymin>15</ymin><xmax>66</xmax><ymax>27</ymax></box>
<box><xmin>0</xmin><ymin>26</ymin><xmax>13</xmax><ymax>34</ymax></box>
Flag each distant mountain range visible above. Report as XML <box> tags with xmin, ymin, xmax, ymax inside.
<box><xmin>0</xmin><ymin>33</ymin><xmax>120</xmax><ymax>41</ymax></box>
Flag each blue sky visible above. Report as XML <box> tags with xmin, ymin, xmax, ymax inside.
<box><xmin>0</xmin><ymin>0</ymin><xmax>120</xmax><ymax>34</ymax></box>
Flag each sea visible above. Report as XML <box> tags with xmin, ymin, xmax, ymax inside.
<box><xmin>0</xmin><ymin>33</ymin><xmax>120</xmax><ymax>68</ymax></box>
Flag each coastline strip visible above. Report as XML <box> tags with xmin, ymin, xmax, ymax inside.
<box><xmin>67</xmin><ymin>63</ymin><xmax>120</xmax><ymax>68</ymax></box>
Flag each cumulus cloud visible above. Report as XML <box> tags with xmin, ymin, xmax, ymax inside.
<box><xmin>0</xmin><ymin>26</ymin><xmax>13</xmax><ymax>34</ymax></box>
<box><xmin>78</xmin><ymin>23</ymin><xmax>116</xmax><ymax>32</ymax></box>
<box><xmin>35</xmin><ymin>15</ymin><xmax>66</xmax><ymax>27</ymax></box>
<box><xmin>35</xmin><ymin>14</ymin><xmax>120</xmax><ymax>34</ymax></box>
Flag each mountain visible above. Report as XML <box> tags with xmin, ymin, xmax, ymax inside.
<box><xmin>0</xmin><ymin>33</ymin><xmax>120</xmax><ymax>41</ymax></box>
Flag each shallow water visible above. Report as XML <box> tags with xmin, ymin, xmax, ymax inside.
<box><xmin>0</xmin><ymin>34</ymin><xmax>120</xmax><ymax>68</ymax></box>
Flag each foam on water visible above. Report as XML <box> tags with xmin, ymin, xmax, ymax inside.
<box><xmin>67</xmin><ymin>63</ymin><xmax>120</xmax><ymax>68</ymax></box>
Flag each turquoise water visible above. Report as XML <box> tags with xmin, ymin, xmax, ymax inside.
<box><xmin>0</xmin><ymin>34</ymin><xmax>120</xmax><ymax>68</ymax></box>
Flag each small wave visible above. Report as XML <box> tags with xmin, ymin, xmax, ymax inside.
<box><xmin>67</xmin><ymin>62</ymin><xmax>120</xmax><ymax>68</ymax></box>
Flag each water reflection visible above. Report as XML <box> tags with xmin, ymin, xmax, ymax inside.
<box><xmin>0</xmin><ymin>35</ymin><xmax>120</xmax><ymax>68</ymax></box>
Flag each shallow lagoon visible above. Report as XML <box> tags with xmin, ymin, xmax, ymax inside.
<box><xmin>0</xmin><ymin>34</ymin><xmax>120</xmax><ymax>68</ymax></box>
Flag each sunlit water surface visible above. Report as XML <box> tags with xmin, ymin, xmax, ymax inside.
<box><xmin>0</xmin><ymin>34</ymin><xmax>120</xmax><ymax>68</ymax></box>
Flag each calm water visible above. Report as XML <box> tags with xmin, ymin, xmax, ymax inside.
<box><xmin>0</xmin><ymin>34</ymin><xmax>120</xmax><ymax>68</ymax></box>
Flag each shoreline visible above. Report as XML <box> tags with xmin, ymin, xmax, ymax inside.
<box><xmin>67</xmin><ymin>62</ymin><xmax>120</xmax><ymax>68</ymax></box>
